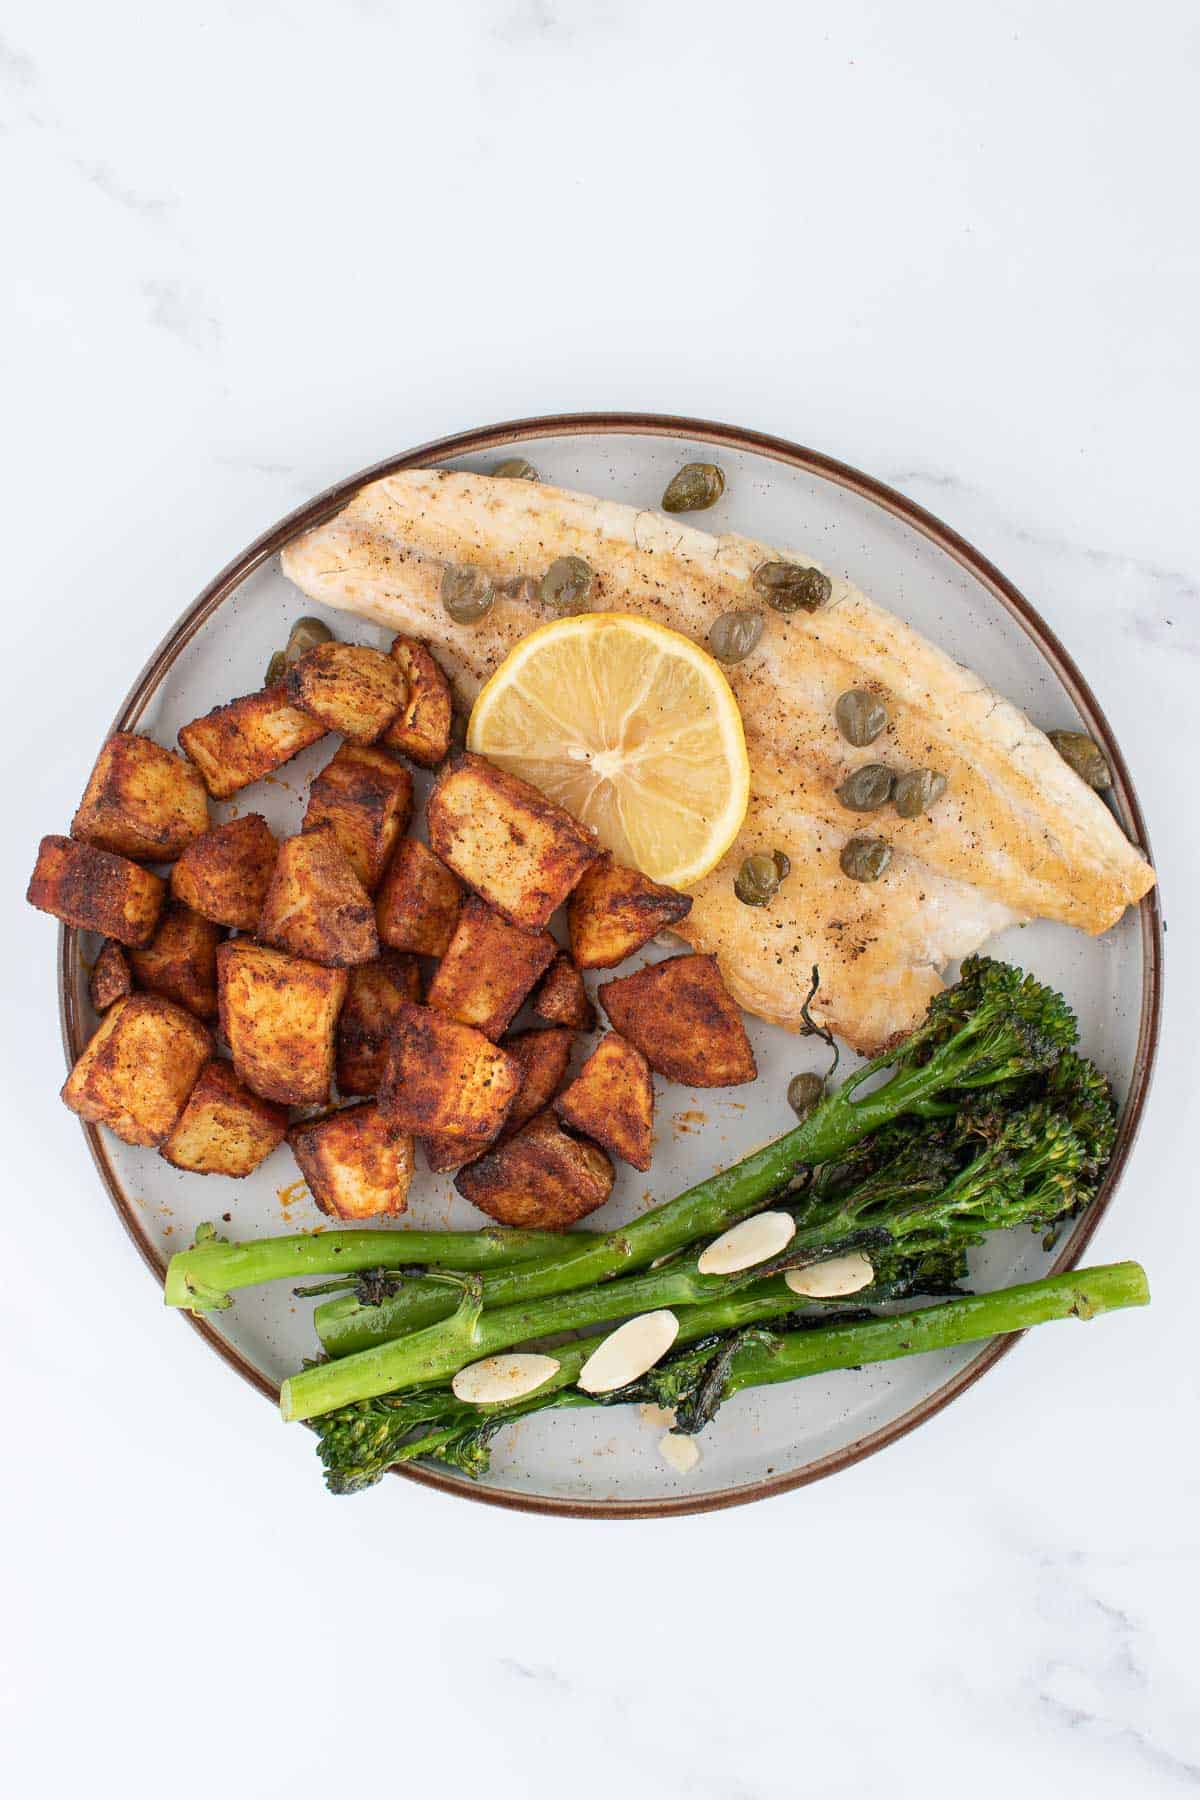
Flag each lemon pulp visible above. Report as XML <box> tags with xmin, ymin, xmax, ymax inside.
<box><xmin>467</xmin><ymin>613</ymin><xmax>750</xmax><ymax>888</ymax></box>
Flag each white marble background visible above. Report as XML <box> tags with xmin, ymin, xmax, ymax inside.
<box><xmin>3</xmin><ymin>2</ymin><xmax>1198</xmax><ymax>1795</ymax></box>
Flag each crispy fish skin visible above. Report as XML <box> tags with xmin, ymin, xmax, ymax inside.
<box><xmin>282</xmin><ymin>470</ymin><xmax>1154</xmax><ymax>1051</ymax></box>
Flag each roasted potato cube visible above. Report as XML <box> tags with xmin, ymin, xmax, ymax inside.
<box><xmin>335</xmin><ymin>952</ymin><xmax>422</xmax><ymax>1096</ymax></box>
<box><xmin>171</xmin><ymin>814</ymin><xmax>278</xmax><ymax>930</ymax></box>
<box><xmin>179</xmin><ymin>684</ymin><xmax>327</xmax><ymax>799</ymax></box>
<box><xmin>89</xmin><ymin>940</ymin><xmax>132</xmax><ymax>1012</ymax></box>
<box><xmin>555</xmin><ymin>1032</ymin><xmax>654</xmax><ymax>1170</ymax></box>
<box><xmin>285</xmin><ymin>643</ymin><xmax>404</xmax><ymax>743</ymax></box>
<box><xmin>289</xmin><ymin>1101</ymin><xmax>414</xmax><ymax>1220</ymax></box>
<box><xmin>599</xmin><ymin>954</ymin><xmax>756</xmax><ymax>1087</ymax></box>
<box><xmin>567</xmin><ymin>853</ymin><xmax>693</xmax><ymax>969</ymax></box>
<box><xmin>217</xmin><ymin>940</ymin><xmax>348</xmax><ymax>1106</ymax></box>
<box><xmin>532</xmin><ymin>952</ymin><xmax>596</xmax><ymax>1030</ymax></box>
<box><xmin>423</xmin><ymin>1024</ymin><xmax>572</xmax><ymax>1172</ymax></box>
<box><xmin>71</xmin><ymin>731</ymin><xmax>210</xmax><ymax>861</ymax></box>
<box><xmin>128</xmin><ymin>901</ymin><xmax>222</xmax><ymax>1020</ymax></box>
<box><xmin>380</xmin><ymin>1001</ymin><xmax>519</xmax><ymax>1139</ymax></box>
<box><xmin>375</xmin><ymin>838</ymin><xmax>463</xmax><ymax>956</ymax></box>
<box><xmin>255</xmin><ymin>826</ymin><xmax>378</xmax><ymax>967</ymax></box>
<box><xmin>426</xmin><ymin>897</ymin><xmax>556</xmax><ymax>1040</ymax></box>
<box><xmin>380</xmin><ymin>636</ymin><xmax>453</xmax><ymax>767</ymax></box>
<box><xmin>27</xmin><ymin>835</ymin><xmax>165</xmax><ymax>946</ymax></box>
<box><xmin>303</xmin><ymin>744</ymin><xmax>413</xmax><ymax>892</ymax></box>
<box><xmin>427</xmin><ymin>754</ymin><xmax>599</xmax><ymax>930</ymax></box>
<box><xmin>61</xmin><ymin>994</ymin><xmax>211</xmax><ymax>1146</ymax></box>
<box><xmin>160</xmin><ymin>1058</ymin><xmax>288</xmax><ymax>1176</ymax></box>
<box><xmin>455</xmin><ymin>1109</ymin><xmax>613</xmax><ymax>1228</ymax></box>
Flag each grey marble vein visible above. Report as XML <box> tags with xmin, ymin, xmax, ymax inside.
<box><xmin>885</xmin><ymin>464</ymin><xmax>1200</xmax><ymax>656</ymax></box>
<box><xmin>72</xmin><ymin>158</ymin><xmax>175</xmax><ymax>224</ymax></box>
<box><xmin>140</xmin><ymin>279</ymin><xmax>222</xmax><ymax>354</ymax></box>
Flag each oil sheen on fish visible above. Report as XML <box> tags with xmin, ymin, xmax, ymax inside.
<box><xmin>281</xmin><ymin>470</ymin><xmax>1155</xmax><ymax>1053</ymax></box>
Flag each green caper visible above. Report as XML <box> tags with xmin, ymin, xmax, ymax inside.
<box><xmin>839</xmin><ymin>836</ymin><xmax>892</xmax><ymax>882</ymax></box>
<box><xmin>492</xmin><ymin>456</ymin><xmax>539</xmax><ymax>481</ymax></box>
<box><xmin>1047</xmin><ymin>730</ymin><xmax>1111</xmax><ymax>790</ymax></box>
<box><xmin>734</xmin><ymin>852</ymin><xmax>782</xmax><ymax>906</ymax></box>
<box><xmin>893</xmin><ymin>768</ymin><xmax>948</xmax><ymax>818</ymax></box>
<box><xmin>708</xmin><ymin>609</ymin><xmax>764</xmax><ymax>665</ymax></box>
<box><xmin>662</xmin><ymin>462</ymin><xmax>725</xmax><ymax>513</ymax></box>
<box><xmin>835</xmin><ymin>764</ymin><xmax>895</xmax><ymax>812</ymax></box>
<box><xmin>773</xmin><ymin>850</ymin><xmax>791</xmax><ymax>882</ymax></box>
<box><xmin>500</xmin><ymin>574</ymin><xmax>540</xmax><ymax>605</ymax></box>
<box><xmin>441</xmin><ymin>563</ymin><xmax>495</xmax><ymax>624</ymax></box>
<box><xmin>752</xmin><ymin>561</ymin><xmax>832</xmax><ymax>613</ymax></box>
<box><xmin>285</xmin><ymin>617</ymin><xmax>335</xmax><ymax>662</ymax></box>
<box><xmin>787</xmin><ymin>1071</ymin><xmax>825</xmax><ymax>1119</ymax></box>
<box><xmin>834</xmin><ymin>688</ymin><xmax>888</xmax><ymax>747</ymax></box>
<box><xmin>539</xmin><ymin>555</ymin><xmax>594</xmax><ymax>614</ymax></box>
<box><xmin>265</xmin><ymin>617</ymin><xmax>334</xmax><ymax>686</ymax></box>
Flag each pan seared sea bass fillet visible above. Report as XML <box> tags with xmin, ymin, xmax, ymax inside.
<box><xmin>282</xmin><ymin>470</ymin><xmax>1155</xmax><ymax>1053</ymax></box>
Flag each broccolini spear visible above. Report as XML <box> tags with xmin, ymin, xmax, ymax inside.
<box><xmin>313</xmin><ymin>955</ymin><xmax>1082</xmax><ymax>1353</ymax></box>
<box><xmin>314</xmin><ymin>1261</ymin><xmax>1149</xmax><ymax>1493</ymax></box>
<box><xmin>162</xmin><ymin>1222</ymin><xmax>591</xmax><ymax>1314</ymax></box>
<box><xmin>284</xmin><ymin>1090</ymin><xmax>1108</xmax><ymax>1419</ymax></box>
<box><xmin>313</xmin><ymin>1243</ymin><xmax>970</xmax><ymax>1493</ymax></box>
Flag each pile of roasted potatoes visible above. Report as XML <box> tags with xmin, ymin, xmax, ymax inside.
<box><xmin>28</xmin><ymin>630</ymin><xmax>758</xmax><ymax>1228</ymax></box>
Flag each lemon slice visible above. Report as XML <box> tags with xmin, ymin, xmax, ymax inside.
<box><xmin>467</xmin><ymin>613</ymin><xmax>750</xmax><ymax>887</ymax></box>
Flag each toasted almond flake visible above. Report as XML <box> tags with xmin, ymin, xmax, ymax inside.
<box><xmin>697</xmin><ymin>1209</ymin><xmax>796</xmax><ymax>1275</ymax></box>
<box><xmin>784</xmin><ymin>1251</ymin><xmax>874</xmax><ymax>1298</ymax></box>
<box><xmin>577</xmin><ymin>1310</ymin><xmax>679</xmax><ymax>1394</ymax></box>
<box><xmin>659</xmin><ymin>1431</ymin><xmax>701</xmax><ymax>1474</ymax></box>
<box><xmin>639</xmin><ymin>1403</ymin><xmax>677</xmax><ymax>1431</ymax></box>
<box><xmin>451</xmin><ymin>1352</ymin><xmax>561</xmax><ymax>1406</ymax></box>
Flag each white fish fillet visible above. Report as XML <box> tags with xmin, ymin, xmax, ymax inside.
<box><xmin>282</xmin><ymin>470</ymin><xmax>1154</xmax><ymax>1053</ymax></box>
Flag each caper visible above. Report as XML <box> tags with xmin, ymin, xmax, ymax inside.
<box><xmin>286</xmin><ymin>616</ymin><xmax>335</xmax><ymax>662</ymax></box>
<box><xmin>893</xmin><ymin>768</ymin><xmax>948</xmax><ymax>818</ymax></box>
<box><xmin>265</xmin><ymin>617</ymin><xmax>334</xmax><ymax>686</ymax></box>
<box><xmin>787</xmin><ymin>1071</ymin><xmax>825</xmax><ymax>1119</ymax></box>
<box><xmin>500</xmin><ymin>574</ymin><xmax>540</xmax><ymax>606</ymax></box>
<box><xmin>492</xmin><ymin>456</ymin><xmax>539</xmax><ymax>481</ymax></box>
<box><xmin>839</xmin><ymin>836</ymin><xmax>892</xmax><ymax>882</ymax></box>
<box><xmin>773</xmin><ymin>850</ymin><xmax>791</xmax><ymax>882</ymax></box>
<box><xmin>734</xmin><ymin>852</ymin><xmax>782</xmax><ymax>906</ymax></box>
<box><xmin>708</xmin><ymin>608</ymin><xmax>764</xmax><ymax>665</ymax></box>
<box><xmin>835</xmin><ymin>764</ymin><xmax>895</xmax><ymax>812</ymax></box>
<box><xmin>752</xmin><ymin>561</ymin><xmax>832</xmax><ymax>613</ymax></box>
<box><xmin>662</xmin><ymin>462</ymin><xmax>725</xmax><ymax>513</ymax></box>
<box><xmin>1047</xmin><ymin>730</ymin><xmax>1111</xmax><ymax>790</ymax></box>
<box><xmin>441</xmin><ymin>563</ymin><xmax>495</xmax><ymax>624</ymax></box>
<box><xmin>539</xmin><ymin>555</ymin><xmax>594</xmax><ymax>614</ymax></box>
<box><xmin>834</xmin><ymin>688</ymin><xmax>888</xmax><ymax>747</ymax></box>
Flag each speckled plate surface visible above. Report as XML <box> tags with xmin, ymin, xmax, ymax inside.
<box><xmin>58</xmin><ymin>415</ymin><xmax>1161</xmax><ymax>1517</ymax></box>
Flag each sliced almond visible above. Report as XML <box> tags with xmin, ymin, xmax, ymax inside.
<box><xmin>577</xmin><ymin>1310</ymin><xmax>679</xmax><ymax>1395</ymax></box>
<box><xmin>639</xmin><ymin>1402</ymin><xmax>677</xmax><ymax>1431</ymax></box>
<box><xmin>659</xmin><ymin>1431</ymin><xmax>701</xmax><ymax>1474</ymax></box>
<box><xmin>451</xmin><ymin>1351</ymin><xmax>561</xmax><ymax>1406</ymax></box>
<box><xmin>697</xmin><ymin>1209</ymin><xmax>796</xmax><ymax>1276</ymax></box>
<box><xmin>784</xmin><ymin>1251</ymin><xmax>874</xmax><ymax>1298</ymax></box>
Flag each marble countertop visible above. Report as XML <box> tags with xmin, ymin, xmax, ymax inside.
<box><xmin>3</xmin><ymin>3</ymin><xmax>1197</xmax><ymax>1795</ymax></box>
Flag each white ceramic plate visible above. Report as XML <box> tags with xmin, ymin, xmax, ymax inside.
<box><xmin>59</xmin><ymin>416</ymin><xmax>1161</xmax><ymax>1517</ymax></box>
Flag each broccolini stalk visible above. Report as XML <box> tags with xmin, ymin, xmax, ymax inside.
<box><xmin>314</xmin><ymin>956</ymin><xmax>1082</xmax><ymax>1354</ymax></box>
<box><xmin>316</xmin><ymin>1261</ymin><xmax>1149</xmax><ymax>1491</ymax></box>
<box><xmin>284</xmin><ymin>1092</ymin><xmax>1099</xmax><ymax>1421</ymax></box>
<box><xmin>312</xmin><ymin>1245</ymin><xmax>967</xmax><ymax>1492</ymax></box>
<box><xmin>163</xmin><ymin>1221</ymin><xmax>589</xmax><ymax>1314</ymax></box>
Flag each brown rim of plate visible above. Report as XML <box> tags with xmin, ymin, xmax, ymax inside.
<box><xmin>57</xmin><ymin>412</ymin><xmax>1162</xmax><ymax>1521</ymax></box>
